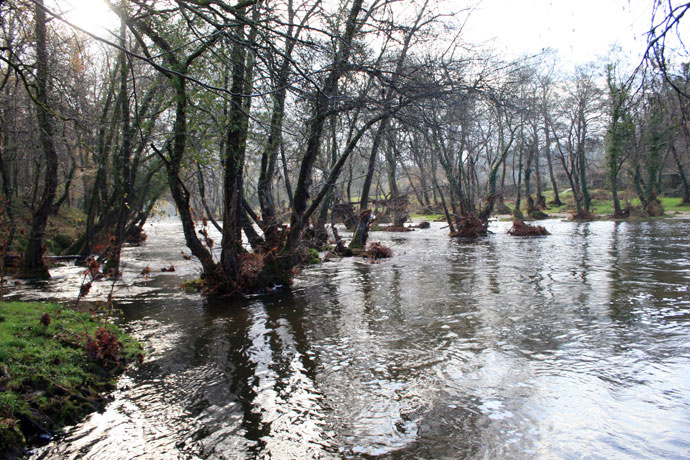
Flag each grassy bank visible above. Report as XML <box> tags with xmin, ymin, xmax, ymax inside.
<box><xmin>541</xmin><ymin>189</ymin><xmax>690</xmax><ymax>217</ymax></box>
<box><xmin>409</xmin><ymin>190</ymin><xmax>690</xmax><ymax>221</ymax></box>
<box><xmin>0</xmin><ymin>301</ymin><xmax>142</xmax><ymax>458</ymax></box>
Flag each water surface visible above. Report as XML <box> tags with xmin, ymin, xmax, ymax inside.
<box><xmin>8</xmin><ymin>219</ymin><xmax>690</xmax><ymax>459</ymax></box>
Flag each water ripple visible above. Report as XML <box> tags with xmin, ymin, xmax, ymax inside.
<box><xmin>15</xmin><ymin>218</ymin><xmax>690</xmax><ymax>459</ymax></box>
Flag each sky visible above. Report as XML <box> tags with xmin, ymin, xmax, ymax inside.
<box><xmin>57</xmin><ymin>0</ymin><xmax>680</xmax><ymax>69</ymax></box>
<box><xmin>57</xmin><ymin>0</ymin><xmax>116</xmax><ymax>33</ymax></box>
<box><xmin>460</xmin><ymin>0</ymin><xmax>656</xmax><ymax>67</ymax></box>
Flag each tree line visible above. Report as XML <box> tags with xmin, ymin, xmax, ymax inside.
<box><xmin>0</xmin><ymin>0</ymin><xmax>689</xmax><ymax>295</ymax></box>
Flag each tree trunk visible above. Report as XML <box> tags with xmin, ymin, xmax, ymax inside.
<box><xmin>220</xmin><ymin>24</ymin><xmax>251</xmax><ymax>287</ymax></box>
<box><xmin>535</xmin><ymin>143</ymin><xmax>544</xmax><ymax>208</ymax></box>
<box><xmin>544</xmin><ymin>117</ymin><xmax>561</xmax><ymax>206</ymax></box>
<box><xmin>611</xmin><ymin>175</ymin><xmax>623</xmax><ymax>216</ymax></box>
<box><xmin>0</xmin><ymin>113</ymin><xmax>15</xmax><ymax>254</ymax></box>
<box><xmin>257</xmin><ymin>9</ymin><xmax>303</xmax><ymax>232</ymax></box>
<box><xmin>22</xmin><ymin>0</ymin><xmax>59</xmax><ymax>279</ymax></box>
<box><xmin>105</xmin><ymin>12</ymin><xmax>132</xmax><ymax>277</ymax></box>
<box><xmin>524</xmin><ymin>142</ymin><xmax>534</xmax><ymax>215</ymax></box>
<box><xmin>671</xmin><ymin>144</ymin><xmax>690</xmax><ymax>204</ymax></box>
<box><xmin>284</xmin><ymin>0</ymin><xmax>364</xmax><ymax>254</ymax></box>
<box><xmin>513</xmin><ymin>144</ymin><xmax>524</xmax><ymax>219</ymax></box>
<box><xmin>384</xmin><ymin>135</ymin><xmax>406</xmax><ymax>226</ymax></box>
<box><xmin>359</xmin><ymin>117</ymin><xmax>388</xmax><ymax>211</ymax></box>
<box><xmin>348</xmin><ymin>209</ymin><xmax>373</xmax><ymax>250</ymax></box>
<box><xmin>162</xmin><ymin>76</ymin><xmax>217</xmax><ymax>276</ymax></box>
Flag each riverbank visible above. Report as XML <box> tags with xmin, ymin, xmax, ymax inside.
<box><xmin>0</xmin><ymin>301</ymin><xmax>142</xmax><ymax>459</ymax></box>
<box><xmin>490</xmin><ymin>209</ymin><xmax>690</xmax><ymax>222</ymax></box>
<box><xmin>411</xmin><ymin>192</ymin><xmax>690</xmax><ymax>224</ymax></box>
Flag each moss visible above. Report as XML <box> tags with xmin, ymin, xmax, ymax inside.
<box><xmin>0</xmin><ymin>301</ymin><xmax>142</xmax><ymax>457</ymax></box>
<box><xmin>409</xmin><ymin>213</ymin><xmax>445</xmax><ymax>221</ymax></box>
<box><xmin>305</xmin><ymin>248</ymin><xmax>321</xmax><ymax>264</ymax></box>
<box><xmin>48</xmin><ymin>233</ymin><xmax>74</xmax><ymax>254</ymax></box>
<box><xmin>0</xmin><ymin>418</ymin><xmax>23</xmax><ymax>459</ymax></box>
<box><xmin>180</xmin><ymin>278</ymin><xmax>203</xmax><ymax>293</ymax></box>
<box><xmin>348</xmin><ymin>227</ymin><xmax>365</xmax><ymax>249</ymax></box>
<box><xmin>5</xmin><ymin>203</ymin><xmax>85</xmax><ymax>257</ymax></box>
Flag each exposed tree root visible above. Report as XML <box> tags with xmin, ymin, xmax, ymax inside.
<box><xmin>508</xmin><ymin>220</ymin><xmax>550</xmax><ymax>236</ymax></box>
<box><xmin>569</xmin><ymin>211</ymin><xmax>596</xmax><ymax>221</ymax></box>
<box><xmin>528</xmin><ymin>210</ymin><xmax>549</xmax><ymax>219</ymax></box>
<box><xmin>364</xmin><ymin>242</ymin><xmax>392</xmax><ymax>260</ymax></box>
<box><xmin>645</xmin><ymin>198</ymin><xmax>665</xmax><ymax>217</ymax></box>
<box><xmin>449</xmin><ymin>215</ymin><xmax>488</xmax><ymax>238</ymax></box>
<box><xmin>333</xmin><ymin>240</ymin><xmax>353</xmax><ymax>257</ymax></box>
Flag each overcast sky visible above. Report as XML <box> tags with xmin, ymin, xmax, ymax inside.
<box><xmin>460</xmin><ymin>0</ymin><xmax>657</xmax><ymax>67</ymax></box>
<box><xmin>60</xmin><ymin>0</ymin><xmax>682</xmax><ymax>70</ymax></box>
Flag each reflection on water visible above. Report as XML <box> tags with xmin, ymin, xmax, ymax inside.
<box><xmin>7</xmin><ymin>218</ymin><xmax>690</xmax><ymax>459</ymax></box>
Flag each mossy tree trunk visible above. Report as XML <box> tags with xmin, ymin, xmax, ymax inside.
<box><xmin>348</xmin><ymin>209</ymin><xmax>373</xmax><ymax>250</ymax></box>
<box><xmin>604</xmin><ymin>65</ymin><xmax>632</xmax><ymax>217</ymax></box>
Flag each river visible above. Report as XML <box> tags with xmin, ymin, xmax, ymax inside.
<box><xmin>6</xmin><ymin>218</ymin><xmax>690</xmax><ymax>459</ymax></box>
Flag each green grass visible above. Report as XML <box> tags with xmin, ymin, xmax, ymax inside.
<box><xmin>409</xmin><ymin>212</ymin><xmax>445</xmax><ymax>221</ymax></box>
<box><xmin>522</xmin><ymin>189</ymin><xmax>690</xmax><ymax>218</ymax></box>
<box><xmin>588</xmin><ymin>195</ymin><xmax>689</xmax><ymax>216</ymax></box>
<box><xmin>407</xmin><ymin>187</ymin><xmax>689</xmax><ymax>220</ymax></box>
<box><xmin>659</xmin><ymin>196</ymin><xmax>690</xmax><ymax>213</ymax></box>
<box><xmin>0</xmin><ymin>301</ymin><xmax>141</xmax><ymax>455</ymax></box>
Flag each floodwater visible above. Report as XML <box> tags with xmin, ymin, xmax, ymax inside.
<box><xmin>6</xmin><ymin>218</ymin><xmax>690</xmax><ymax>459</ymax></box>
